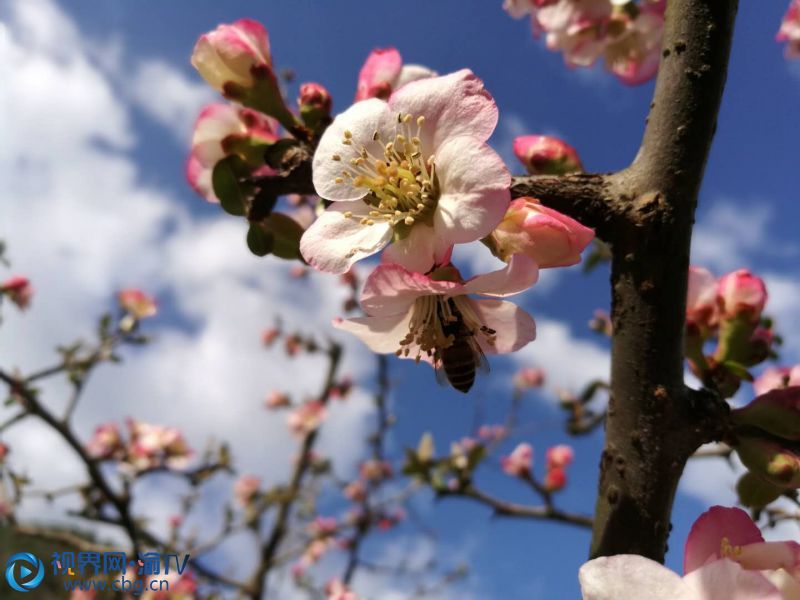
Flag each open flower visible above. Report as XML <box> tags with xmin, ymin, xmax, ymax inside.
<box><xmin>304</xmin><ymin>69</ymin><xmax>511</xmax><ymax>274</ymax></box>
<box><xmin>580</xmin><ymin>506</ymin><xmax>800</xmax><ymax>599</ymax></box>
<box><xmin>501</xmin><ymin>442</ymin><xmax>534</xmax><ymax>477</ymax></box>
<box><xmin>355</xmin><ymin>47</ymin><xmax>436</xmax><ymax>101</ymax></box>
<box><xmin>187</xmin><ymin>103</ymin><xmax>279</xmax><ymax>203</ymax></box>
<box><xmin>778</xmin><ymin>0</ymin><xmax>800</xmax><ymax>59</ymax></box>
<box><xmin>333</xmin><ymin>255</ymin><xmax>537</xmax><ymax>391</ymax></box>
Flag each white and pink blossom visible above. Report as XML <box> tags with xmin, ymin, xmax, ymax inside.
<box><xmin>580</xmin><ymin>506</ymin><xmax>800</xmax><ymax>599</ymax></box>
<box><xmin>501</xmin><ymin>442</ymin><xmax>534</xmax><ymax>477</ymax></box>
<box><xmin>488</xmin><ymin>197</ymin><xmax>594</xmax><ymax>267</ymax></box>
<box><xmin>354</xmin><ymin>47</ymin><xmax>436</xmax><ymax>101</ymax></box>
<box><xmin>304</xmin><ymin>70</ymin><xmax>511</xmax><ymax>274</ymax></box>
<box><xmin>778</xmin><ymin>0</ymin><xmax>800</xmax><ymax>59</ymax></box>
<box><xmin>333</xmin><ymin>255</ymin><xmax>537</xmax><ymax>390</ymax></box>
<box><xmin>118</xmin><ymin>289</ymin><xmax>157</xmax><ymax>320</ymax></box>
<box><xmin>86</xmin><ymin>423</ymin><xmax>124</xmax><ymax>460</ymax></box>
<box><xmin>187</xmin><ymin>103</ymin><xmax>279</xmax><ymax>203</ymax></box>
<box><xmin>754</xmin><ymin>366</ymin><xmax>800</xmax><ymax>396</ymax></box>
<box><xmin>287</xmin><ymin>401</ymin><xmax>327</xmax><ymax>436</ymax></box>
<box><xmin>127</xmin><ymin>420</ymin><xmax>193</xmax><ymax>471</ymax></box>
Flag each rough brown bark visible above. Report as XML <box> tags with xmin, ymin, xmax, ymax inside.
<box><xmin>588</xmin><ymin>0</ymin><xmax>739</xmax><ymax>560</ymax></box>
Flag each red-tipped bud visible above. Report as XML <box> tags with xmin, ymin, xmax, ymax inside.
<box><xmin>717</xmin><ymin>269</ymin><xmax>767</xmax><ymax>323</ymax></box>
<box><xmin>1</xmin><ymin>276</ymin><xmax>33</xmax><ymax>310</ymax></box>
<box><xmin>513</xmin><ymin>135</ymin><xmax>583</xmax><ymax>175</ymax></box>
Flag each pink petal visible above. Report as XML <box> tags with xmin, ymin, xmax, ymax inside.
<box><xmin>579</xmin><ymin>555</ymin><xmax>685</xmax><ymax>600</ymax></box>
<box><xmin>682</xmin><ymin>559</ymin><xmax>782</xmax><ymax>600</ymax></box>
<box><xmin>332</xmin><ymin>311</ymin><xmax>411</xmax><ymax>354</ymax></box>
<box><xmin>361</xmin><ymin>262</ymin><xmax>463</xmax><ymax>317</ymax></box>
<box><xmin>300</xmin><ymin>201</ymin><xmax>392</xmax><ymax>274</ymax></box>
<box><xmin>381</xmin><ymin>224</ymin><xmax>452</xmax><ymax>274</ymax></box>
<box><xmin>462</xmin><ymin>254</ymin><xmax>539</xmax><ymax>298</ymax></box>
<box><xmin>471</xmin><ymin>299</ymin><xmax>535</xmax><ymax>354</ymax></box>
<box><xmin>684</xmin><ymin>506</ymin><xmax>764</xmax><ymax>574</ymax></box>
<box><xmin>355</xmin><ymin>47</ymin><xmax>402</xmax><ymax>101</ymax></box>
<box><xmin>737</xmin><ymin>541</ymin><xmax>800</xmax><ymax>572</ymax></box>
<box><xmin>434</xmin><ymin>138</ymin><xmax>511</xmax><ymax>244</ymax></box>
<box><xmin>389</xmin><ymin>69</ymin><xmax>499</xmax><ymax>148</ymax></box>
<box><xmin>312</xmin><ymin>98</ymin><xmax>392</xmax><ymax>201</ymax></box>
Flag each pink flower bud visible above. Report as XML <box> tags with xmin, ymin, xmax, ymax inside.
<box><xmin>343</xmin><ymin>480</ymin><xmax>367</xmax><ymax>502</ymax></box>
<box><xmin>733</xmin><ymin>387</ymin><xmax>800</xmax><ymax>442</ymax></box>
<box><xmin>117</xmin><ymin>289</ymin><xmax>157</xmax><ymax>319</ymax></box>
<box><xmin>86</xmin><ymin>423</ymin><xmax>123</xmax><ymax>459</ymax></box>
<box><xmin>359</xmin><ymin>459</ymin><xmax>392</xmax><ymax>482</ymax></box>
<box><xmin>753</xmin><ymin>366</ymin><xmax>800</xmax><ymax>396</ymax></box>
<box><xmin>778</xmin><ymin>0</ymin><xmax>800</xmax><ymax>59</ymax></box>
<box><xmin>261</xmin><ymin>327</ymin><xmax>281</xmax><ymax>346</ymax></box>
<box><xmin>717</xmin><ymin>269</ymin><xmax>768</xmax><ymax>322</ymax></box>
<box><xmin>325</xmin><ymin>578</ymin><xmax>359</xmax><ymax>600</ymax></box>
<box><xmin>187</xmin><ymin>103</ymin><xmax>279</xmax><ymax>203</ymax></box>
<box><xmin>0</xmin><ymin>442</ymin><xmax>9</xmax><ymax>462</ymax></box>
<box><xmin>513</xmin><ymin>367</ymin><xmax>546</xmax><ymax>390</ymax></box>
<box><xmin>736</xmin><ymin>437</ymin><xmax>800</xmax><ymax>489</ymax></box>
<box><xmin>546</xmin><ymin>444</ymin><xmax>574</xmax><ymax>470</ymax></box>
<box><xmin>355</xmin><ymin>47</ymin><xmax>436</xmax><ymax>101</ymax></box>
<box><xmin>191</xmin><ymin>19</ymin><xmax>272</xmax><ymax>94</ymax></box>
<box><xmin>544</xmin><ymin>466</ymin><xmax>567</xmax><ymax>491</ymax></box>
<box><xmin>298</xmin><ymin>82</ymin><xmax>332</xmax><ymax>114</ymax></box>
<box><xmin>265</xmin><ymin>390</ymin><xmax>290</xmax><ymax>409</ymax></box>
<box><xmin>169</xmin><ymin>515</ymin><xmax>184</xmax><ymax>529</ymax></box>
<box><xmin>287</xmin><ymin>401</ymin><xmax>326</xmax><ymax>436</ymax></box>
<box><xmin>308</xmin><ymin>516</ymin><xmax>338</xmax><ymax>538</ymax></box>
<box><xmin>284</xmin><ymin>334</ymin><xmax>302</xmax><ymax>357</ymax></box>
<box><xmin>233</xmin><ymin>474</ymin><xmax>261</xmax><ymax>506</ymax></box>
<box><xmin>2</xmin><ymin>276</ymin><xmax>33</xmax><ymax>310</ymax></box>
<box><xmin>686</xmin><ymin>266</ymin><xmax>718</xmax><ymax>329</ymax></box>
<box><xmin>513</xmin><ymin>135</ymin><xmax>583</xmax><ymax>175</ymax></box>
<box><xmin>489</xmin><ymin>197</ymin><xmax>594</xmax><ymax>267</ymax></box>
<box><xmin>501</xmin><ymin>442</ymin><xmax>533</xmax><ymax>477</ymax></box>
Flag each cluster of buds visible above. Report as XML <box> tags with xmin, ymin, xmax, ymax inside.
<box><xmin>485</xmin><ymin>196</ymin><xmax>594</xmax><ymax>268</ymax></box>
<box><xmin>501</xmin><ymin>442</ymin><xmax>574</xmax><ymax>492</ymax></box>
<box><xmin>504</xmin><ymin>0</ymin><xmax>665</xmax><ymax>85</ymax></box>
<box><xmin>188</xmin><ymin>19</ymin><xmax>330</xmax><ymax>260</ymax></box>
<box><xmin>684</xmin><ymin>267</ymin><xmax>773</xmax><ymax>398</ymax></box>
<box><xmin>86</xmin><ymin>419</ymin><xmax>193</xmax><ymax>473</ymax></box>
<box><xmin>261</xmin><ymin>325</ymin><xmax>321</xmax><ymax>358</ymax></box>
<box><xmin>778</xmin><ymin>0</ymin><xmax>800</xmax><ymax>58</ymax></box>
<box><xmin>287</xmin><ymin>400</ymin><xmax>327</xmax><ymax>437</ymax></box>
<box><xmin>1</xmin><ymin>275</ymin><xmax>33</xmax><ymax>310</ymax></box>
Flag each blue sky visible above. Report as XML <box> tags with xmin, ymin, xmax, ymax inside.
<box><xmin>1</xmin><ymin>0</ymin><xmax>799</xmax><ymax>598</ymax></box>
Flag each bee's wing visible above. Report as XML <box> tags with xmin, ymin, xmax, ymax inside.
<box><xmin>473</xmin><ymin>338</ymin><xmax>491</xmax><ymax>374</ymax></box>
<box><xmin>434</xmin><ymin>359</ymin><xmax>451</xmax><ymax>387</ymax></box>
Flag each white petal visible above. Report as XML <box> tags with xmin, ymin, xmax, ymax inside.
<box><xmin>332</xmin><ymin>310</ymin><xmax>411</xmax><ymax>354</ymax></box>
<box><xmin>394</xmin><ymin>64</ymin><xmax>437</xmax><ymax>89</ymax></box>
<box><xmin>389</xmin><ymin>69</ymin><xmax>499</xmax><ymax>149</ymax></box>
<box><xmin>462</xmin><ymin>254</ymin><xmax>539</xmax><ymax>298</ymax></box>
<box><xmin>434</xmin><ymin>137</ymin><xmax>511</xmax><ymax>244</ymax></box>
<box><xmin>380</xmin><ymin>224</ymin><xmax>453</xmax><ymax>274</ymax></box>
<box><xmin>300</xmin><ymin>201</ymin><xmax>392</xmax><ymax>274</ymax></box>
<box><xmin>682</xmin><ymin>559</ymin><xmax>782</xmax><ymax>600</ymax></box>
<box><xmin>579</xmin><ymin>556</ymin><xmax>686</xmax><ymax>600</ymax></box>
<box><xmin>361</xmin><ymin>262</ymin><xmax>463</xmax><ymax>317</ymax></box>
<box><xmin>471</xmin><ymin>299</ymin><xmax>535</xmax><ymax>354</ymax></box>
<box><xmin>312</xmin><ymin>98</ymin><xmax>391</xmax><ymax>201</ymax></box>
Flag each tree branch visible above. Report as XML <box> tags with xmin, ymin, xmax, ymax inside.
<box><xmin>589</xmin><ymin>0</ymin><xmax>739</xmax><ymax>561</ymax></box>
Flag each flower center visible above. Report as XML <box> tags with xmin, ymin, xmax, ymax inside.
<box><xmin>720</xmin><ymin>537</ymin><xmax>743</xmax><ymax>560</ymax></box>
<box><xmin>331</xmin><ymin>112</ymin><xmax>439</xmax><ymax>234</ymax></box>
<box><xmin>397</xmin><ymin>295</ymin><xmax>496</xmax><ymax>363</ymax></box>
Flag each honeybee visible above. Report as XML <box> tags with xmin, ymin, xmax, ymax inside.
<box><xmin>435</xmin><ymin>299</ymin><xmax>490</xmax><ymax>393</ymax></box>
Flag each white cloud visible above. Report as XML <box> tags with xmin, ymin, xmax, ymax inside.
<box><xmin>692</xmin><ymin>200</ymin><xmax>798</xmax><ymax>272</ymax></box>
<box><xmin>763</xmin><ymin>273</ymin><xmax>800</xmax><ymax>361</ymax></box>
<box><xmin>126</xmin><ymin>59</ymin><xmax>216</xmax><ymax>144</ymax></box>
<box><xmin>0</xmin><ymin>0</ymin><xmax>374</xmax><ymax>551</ymax></box>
